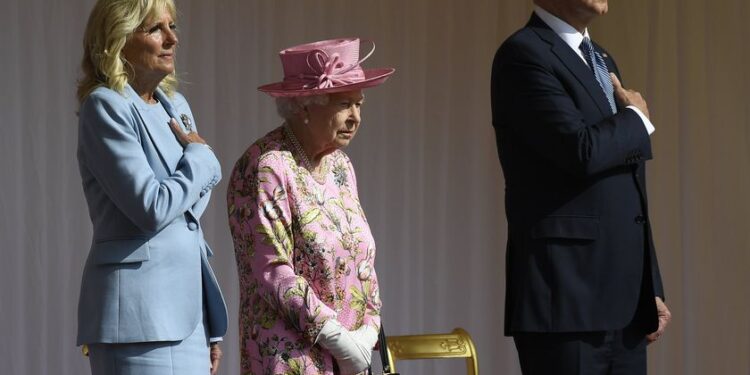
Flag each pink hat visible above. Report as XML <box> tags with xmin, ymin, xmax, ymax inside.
<box><xmin>258</xmin><ymin>38</ymin><xmax>395</xmax><ymax>97</ymax></box>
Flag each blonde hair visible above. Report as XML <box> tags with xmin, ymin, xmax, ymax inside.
<box><xmin>77</xmin><ymin>0</ymin><xmax>177</xmax><ymax>104</ymax></box>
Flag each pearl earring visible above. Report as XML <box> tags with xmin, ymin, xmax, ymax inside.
<box><xmin>304</xmin><ymin>118</ymin><xmax>309</xmax><ymax>124</ymax></box>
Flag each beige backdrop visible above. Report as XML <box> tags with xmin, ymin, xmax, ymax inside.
<box><xmin>1</xmin><ymin>0</ymin><xmax>748</xmax><ymax>374</ymax></box>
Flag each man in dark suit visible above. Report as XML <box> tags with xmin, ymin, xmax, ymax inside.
<box><xmin>491</xmin><ymin>0</ymin><xmax>671</xmax><ymax>373</ymax></box>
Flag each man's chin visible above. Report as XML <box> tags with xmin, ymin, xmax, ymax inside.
<box><xmin>593</xmin><ymin>1</ymin><xmax>609</xmax><ymax>15</ymax></box>
<box><xmin>583</xmin><ymin>0</ymin><xmax>608</xmax><ymax>17</ymax></box>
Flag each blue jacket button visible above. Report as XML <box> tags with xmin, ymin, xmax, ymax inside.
<box><xmin>188</xmin><ymin>222</ymin><xmax>199</xmax><ymax>231</ymax></box>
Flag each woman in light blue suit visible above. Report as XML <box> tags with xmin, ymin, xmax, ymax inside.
<box><xmin>75</xmin><ymin>0</ymin><xmax>227</xmax><ymax>374</ymax></box>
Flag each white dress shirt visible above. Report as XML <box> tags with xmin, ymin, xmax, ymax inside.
<box><xmin>534</xmin><ymin>6</ymin><xmax>655</xmax><ymax>135</ymax></box>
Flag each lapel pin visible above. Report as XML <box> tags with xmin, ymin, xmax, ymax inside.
<box><xmin>180</xmin><ymin>114</ymin><xmax>193</xmax><ymax>132</ymax></box>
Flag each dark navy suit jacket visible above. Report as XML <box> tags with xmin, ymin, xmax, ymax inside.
<box><xmin>491</xmin><ymin>14</ymin><xmax>664</xmax><ymax>336</ymax></box>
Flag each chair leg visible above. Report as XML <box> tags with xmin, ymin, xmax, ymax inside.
<box><xmin>387</xmin><ymin>347</ymin><xmax>397</xmax><ymax>372</ymax></box>
<box><xmin>466</xmin><ymin>357</ymin><xmax>478</xmax><ymax>375</ymax></box>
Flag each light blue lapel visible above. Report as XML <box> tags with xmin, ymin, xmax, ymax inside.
<box><xmin>129</xmin><ymin>85</ymin><xmax>202</xmax><ymax>223</ymax></box>
<box><xmin>126</xmin><ymin>84</ymin><xmax>184</xmax><ymax>175</ymax></box>
<box><xmin>153</xmin><ymin>87</ymin><xmax>181</xmax><ymax>124</ymax></box>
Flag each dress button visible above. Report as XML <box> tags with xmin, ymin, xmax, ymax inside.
<box><xmin>634</xmin><ymin>215</ymin><xmax>646</xmax><ymax>224</ymax></box>
<box><xmin>188</xmin><ymin>222</ymin><xmax>199</xmax><ymax>231</ymax></box>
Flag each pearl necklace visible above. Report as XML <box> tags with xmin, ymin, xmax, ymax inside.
<box><xmin>283</xmin><ymin>123</ymin><xmax>326</xmax><ymax>184</ymax></box>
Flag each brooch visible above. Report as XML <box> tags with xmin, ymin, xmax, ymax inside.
<box><xmin>180</xmin><ymin>114</ymin><xmax>193</xmax><ymax>132</ymax></box>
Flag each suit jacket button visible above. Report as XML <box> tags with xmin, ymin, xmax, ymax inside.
<box><xmin>635</xmin><ymin>215</ymin><xmax>646</xmax><ymax>224</ymax></box>
<box><xmin>188</xmin><ymin>222</ymin><xmax>199</xmax><ymax>231</ymax></box>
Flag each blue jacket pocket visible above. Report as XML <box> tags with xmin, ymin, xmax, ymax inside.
<box><xmin>531</xmin><ymin>215</ymin><xmax>599</xmax><ymax>240</ymax></box>
<box><xmin>89</xmin><ymin>238</ymin><xmax>151</xmax><ymax>265</ymax></box>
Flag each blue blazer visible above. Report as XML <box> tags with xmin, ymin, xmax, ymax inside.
<box><xmin>76</xmin><ymin>84</ymin><xmax>227</xmax><ymax>345</ymax></box>
<box><xmin>491</xmin><ymin>14</ymin><xmax>664</xmax><ymax>335</ymax></box>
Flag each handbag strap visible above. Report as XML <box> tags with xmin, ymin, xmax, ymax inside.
<box><xmin>380</xmin><ymin>323</ymin><xmax>398</xmax><ymax>374</ymax></box>
<box><xmin>367</xmin><ymin>322</ymin><xmax>398</xmax><ymax>375</ymax></box>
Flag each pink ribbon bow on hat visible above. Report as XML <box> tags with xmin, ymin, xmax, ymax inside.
<box><xmin>296</xmin><ymin>43</ymin><xmax>376</xmax><ymax>90</ymax></box>
<box><xmin>300</xmin><ymin>51</ymin><xmax>358</xmax><ymax>89</ymax></box>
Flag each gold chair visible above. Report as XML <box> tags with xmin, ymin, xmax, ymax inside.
<box><xmin>385</xmin><ymin>327</ymin><xmax>478</xmax><ymax>374</ymax></box>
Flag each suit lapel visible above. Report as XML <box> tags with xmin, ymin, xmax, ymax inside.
<box><xmin>152</xmin><ymin>87</ymin><xmax>202</xmax><ymax>223</ymax></box>
<box><xmin>127</xmin><ymin>84</ymin><xmax>182</xmax><ymax>174</ymax></box>
<box><xmin>127</xmin><ymin>85</ymin><xmax>201</xmax><ymax>223</ymax></box>
<box><xmin>153</xmin><ymin>88</ymin><xmax>181</xmax><ymax>123</ymax></box>
<box><xmin>527</xmin><ymin>14</ymin><xmax>613</xmax><ymax>117</ymax></box>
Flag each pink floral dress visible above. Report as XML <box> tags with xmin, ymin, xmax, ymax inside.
<box><xmin>227</xmin><ymin>127</ymin><xmax>382</xmax><ymax>375</ymax></box>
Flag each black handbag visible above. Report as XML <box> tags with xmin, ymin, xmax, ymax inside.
<box><xmin>367</xmin><ymin>323</ymin><xmax>400</xmax><ymax>375</ymax></box>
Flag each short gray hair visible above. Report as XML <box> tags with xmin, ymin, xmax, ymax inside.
<box><xmin>275</xmin><ymin>94</ymin><xmax>330</xmax><ymax>119</ymax></box>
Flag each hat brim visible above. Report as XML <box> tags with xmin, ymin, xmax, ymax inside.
<box><xmin>258</xmin><ymin>68</ymin><xmax>395</xmax><ymax>97</ymax></box>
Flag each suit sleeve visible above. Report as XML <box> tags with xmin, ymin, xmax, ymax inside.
<box><xmin>172</xmin><ymin>95</ymin><xmax>214</xmax><ymax>220</ymax></box>
<box><xmin>491</xmin><ymin>41</ymin><xmax>652</xmax><ymax>177</ymax></box>
<box><xmin>191</xmin><ymin>190</ymin><xmax>212</xmax><ymax>219</ymax></box>
<box><xmin>78</xmin><ymin>92</ymin><xmax>221</xmax><ymax>232</ymax></box>
<box><xmin>639</xmin><ymin>165</ymin><xmax>665</xmax><ymax>299</ymax></box>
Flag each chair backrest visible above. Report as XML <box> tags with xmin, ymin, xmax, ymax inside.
<box><xmin>385</xmin><ymin>327</ymin><xmax>478</xmax><ymax>375</ymax></box>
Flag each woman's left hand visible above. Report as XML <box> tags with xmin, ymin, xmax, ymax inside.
<box><xmin>210</xmin><ymin>342</ymin><xmax>222</xmax><ymax>375</ymax></box>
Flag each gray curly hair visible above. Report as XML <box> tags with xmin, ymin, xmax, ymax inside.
<box><xmin>275</xmin><ymin>95</ymin><xmax>330</xmax><ymax>119</ymax></box>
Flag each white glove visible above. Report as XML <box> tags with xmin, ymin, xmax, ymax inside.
<box><xmin>316</xmin><ymin>320</ymin><xmax>372</xmax><ymax>375</ymax></box>
<box><xmin>351</xmin><ymin>324</ymin><xmax>379</xmax><ymax>350</ymax></box>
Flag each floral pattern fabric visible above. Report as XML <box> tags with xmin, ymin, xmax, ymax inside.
<box><xmin>227</xmin><ymin>126</ymin><xmax>382</xmax><ymax>375</ymax></box>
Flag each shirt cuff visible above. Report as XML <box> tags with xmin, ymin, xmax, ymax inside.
<box><xmin>627</xmin><ymin>106</ymin><xmax>655</xmax><ymax>135</ymax></box>
<box><xmin>186</xmin><ymin>142</ymin><xmax>213</xmax><ymax>152</ymax></box>
<box><xmin>209</xmin><ymin>337</ymin><xmax>223</xmax><ymax>343</ymax></box>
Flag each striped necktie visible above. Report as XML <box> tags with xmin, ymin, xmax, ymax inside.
<box><xmin>579</xmin><ymin>37</ymin><xmax>617</xmax><ymax>114</ymax></box>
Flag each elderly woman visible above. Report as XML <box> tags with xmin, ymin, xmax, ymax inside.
<box><xmin>227</xmin><ymin>38</ymin><xmax>394</xmax><ymax>375</ymax></box>
<box><xmin>75</xmin><ymin>0</ymin><xmax>227</xmax><ymax>374</ymax></box>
